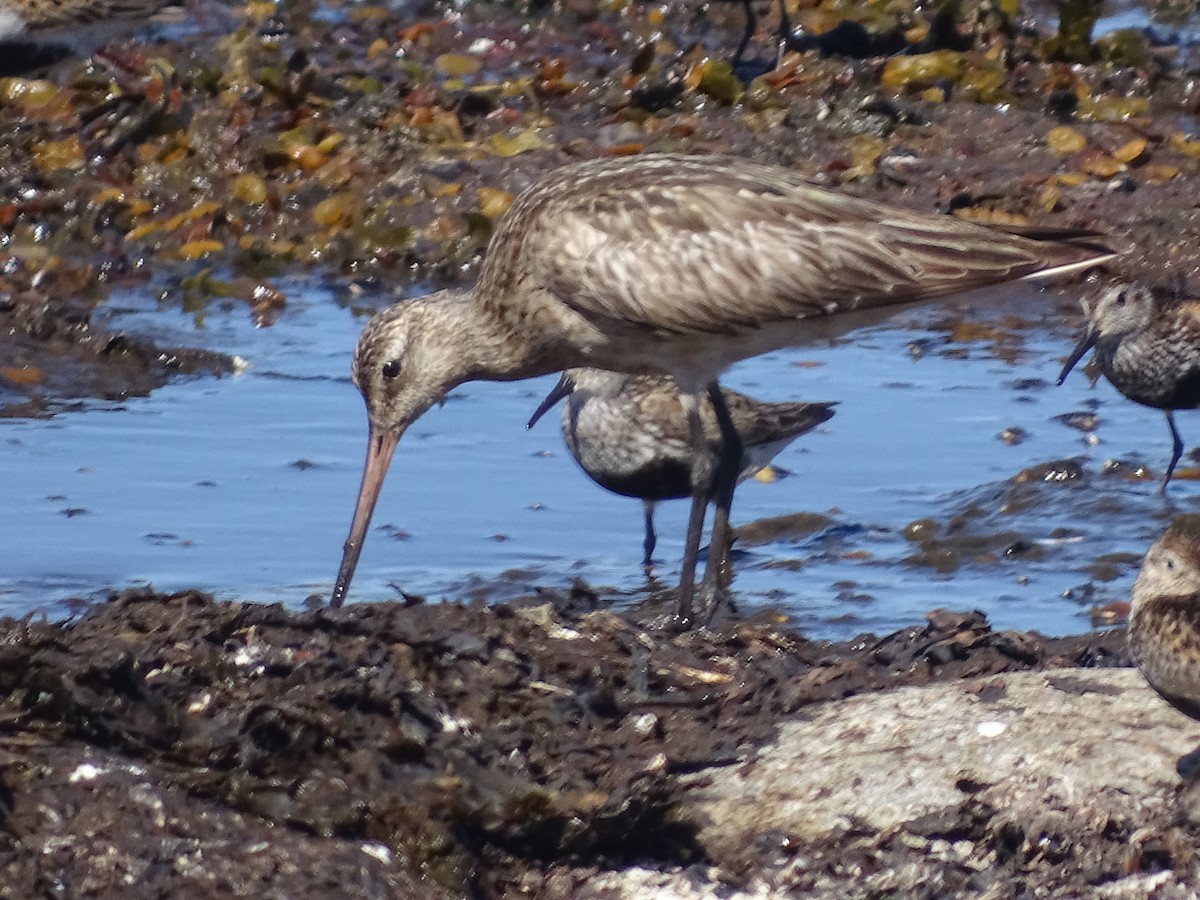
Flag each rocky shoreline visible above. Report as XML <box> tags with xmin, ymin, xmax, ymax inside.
<box><xmin>3</xmin><ymin>588</ymin><xmax>1178</xmax><ymax>898</ymax></box>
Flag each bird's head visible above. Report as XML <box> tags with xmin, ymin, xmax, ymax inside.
<box><xmin>1057</xmin><ymin>283</ymin><xmax>1155</xmax><ymax>386</ymax></box>
<box><xmin>351</xmin><ymin>294</ymin><xmax>469</xmax><ymax>435</ymax></box>
<box><xmin>1083</xmin><ymin>283</ymin><xmax>1156</xmax><ymax>340</ymax></box>
<box><xmin>1134</xmin><ymin>515</ymin><xmax>1200</xmax><ymax>607</ymax></box>
<box><xmin>331</xmin><ymin>292</ymin><xmax>469</xmax><ymax>607</ymax></box>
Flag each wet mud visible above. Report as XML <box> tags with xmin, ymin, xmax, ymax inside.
<box><xmin>0</xmin><ymin>588</ymin><xmax>1135</xmax><ymax>897</ymax></box>
<box><xmin>0</xmin><ymin>279</ymin><xmax>231</xmax><ymax>417</ymax></box>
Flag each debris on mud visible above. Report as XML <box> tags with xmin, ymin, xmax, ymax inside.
<box><xmin>0</xmin><ymin>587</ymin><xmax>1142</xmax><ymax>897</ymax></box>
<box><xmin>0</xmin><ymin>279</ymin><xmax>234</xmax><ymax>416</ymax></box>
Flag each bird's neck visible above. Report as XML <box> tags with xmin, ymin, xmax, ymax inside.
<box><xmin>424</xmin><ymin>289</ymin><xmax>558</xmax><ymax>385</ymax></box>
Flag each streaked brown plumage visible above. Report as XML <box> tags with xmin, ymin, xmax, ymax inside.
<box><xmin>1058</xmin><ymin>281</ymin><xmax>1200</xmax><ymax>493</ymax></box>
<box><xmin>526</xmin><ymin>368</ymin><xmax>836</xmax><ymax>570</ymax></box>
<box><xmin>332</xmin><ymin>152</ymin><xmax>1117</xmax><ymax>621</ymax></box>
<box><xmin>1128</xmin><ymin>515</ymin><xmax>1200</xmax><ymax>776</ymax></box>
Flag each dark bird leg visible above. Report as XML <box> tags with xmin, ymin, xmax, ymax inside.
<box><xmin>732</xmin><ymin>0</ymin><xmax>757</xmax><ymax>69</ymax></box>
<box><xmin>731</xmin><ymin>0</ymin><xmax>792</xmax><ymax>71</ymax></box>
<box><xmin>698</xmin><ymin>383</ymin><xmax>744</xmax><ymax>623</ymax></box>
<box><xmin>641</xmin><ymin>500</ymin><xmax>658</xmax><ymax>573</ymax></box>
<box><xmin>1159</xmin><ymin>411</ymin><xmax>1185</xmax><ymax>495</ymax></box>
<box><xmin>676</xmin><ymin>391</ymin><xmax>715</xmax><ymax>623</ymax></box>
<box><xmin>775</xmin><ymin>0</ymin><xmax>792</xmax><ymax>66</ymax></box>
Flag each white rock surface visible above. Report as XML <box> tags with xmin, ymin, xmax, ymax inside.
<box><xmin>695</xmin><ymin>668</ymin><xmax>1194</xmax><ymax>845</ymax></box>
<box><xmin>568</xmin><ymin>668</ymin><xmax>1200</xmax><ymax>899</ymax></box>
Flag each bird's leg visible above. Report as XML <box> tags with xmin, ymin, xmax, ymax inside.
<box><xmin>1159</xmin><ymin>411</ymin><xmax>1184</xmax><ymax>495</ymax></box>
<box><xmin>775</xmin><ymin>0</ymin><xmax>792</xmax><ymax>65</ymax></box>
<box><xmin>733</xmin><ymin>0</ymin><xmax>757</xmax><ymax>69</ymax></box>
<box><xmin>641</xmin><ymin>499</ymin><xmax>658</xmax><ymax>573</ymax></box>
<box><xmin>698</xmin><ymin>383</ymin><xmax>744</xmax><ymax>623</ymax></box>
<box><xmin>675</xmin><ymin>392</ymin><xmax>713</xmax><ymax>623</ymax></box>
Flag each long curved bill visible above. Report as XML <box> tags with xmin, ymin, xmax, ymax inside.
<box><xmin>526</xmin><ymin>373</ymin><xmax>575</xmax><ymax>430</ymax></box>
<box><xmin>1056</xmin><ymin>327</ymin><xmax>1098</xmax><ymax>386</ymax></box>
<box><xmin>330</xmin><ymin>426</ymin><xmax>401</xmax><ymax>608</ymax></box>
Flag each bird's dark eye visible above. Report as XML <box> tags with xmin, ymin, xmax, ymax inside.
<box><xmin>1114</xmin><ymin>291</ymin><xmax>1127</xmax><ymax>307</ymax></box>
<box><xmin>382</xmin><ymin>360</ymin><xmax>401</xmax><ymax>379</ymax></box>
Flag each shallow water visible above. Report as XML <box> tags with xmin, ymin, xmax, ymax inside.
<box><xmin>0</xmin><ymin>277</ymin><xmax>1183</xmax><ymax>640</ymax></box>
<box><xmin>1091</xmin><ymin>0</ymin><xmax>1200</xmax><ymax>66</ymax></box>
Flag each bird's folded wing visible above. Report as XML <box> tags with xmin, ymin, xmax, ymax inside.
<box><xmin>525</xmin><ymin>173</ymin><xmax>1111</xmax><ymax>337</ymax></box>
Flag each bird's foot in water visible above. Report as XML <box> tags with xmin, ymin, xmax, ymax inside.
<box><xmin>653</xmin><ymin>612</ymin><xmax>695</xmax><ymax>634</ymax></box>
<box><xmin>646</xmin><ymin>579</ymin><xmax>736</xmax><ymax>632</ymax></box>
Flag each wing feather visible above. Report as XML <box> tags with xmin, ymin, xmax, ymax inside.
<box><xmin>479</xmin><ymin>155</ymin><xmax>1115</xmax><ymax>337</ymax></box>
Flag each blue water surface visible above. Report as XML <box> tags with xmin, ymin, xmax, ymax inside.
<box><xmin>0</xmin><ymin>277</ymin><xmax>1179</xmax><ymax>639</ymax></box>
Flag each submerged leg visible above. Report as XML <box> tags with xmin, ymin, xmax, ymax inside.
<box><xmin>699</xmin><ymin>383</ymin><xmax>744</xmax><ymax>622</ymax></box>
<box><xmin>733</xmin><ymin>0</ymin><xmax>757</xmax><ymax>68</ymax></box>
<box><xmin>1159</xmin><ymin>412</ymin><xmax>1185</xmax><ymax>495</ymax></box>
<box><xmin>775</xmin><ymin>0</ymin><xmax>792</xmax><ymax>65</ymax></box>
<box><xmin>675</xmin><ymin>392</ymin><xmax>713</xmax><ymax>623</ymax></box>
<box><xmin>641</xmin><ymin>500</ymin><xmax>658</xmax><ymax>572</ymax></box>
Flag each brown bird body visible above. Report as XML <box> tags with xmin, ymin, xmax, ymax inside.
<box><xmin>1058</xmin><ymin>282</ymin><xmax>1200</xmax><ymax>493</ymax></box>
<box><xmin>332</xmin><ymin>152</ymin><xmax>1117</xmax><ymax>620</ymax></box>
<box><xmin>527</xmin><ymin>368</ymin><xmax>836</xmax><ymax>569</ymax></box>
<box><xmin>1128</xmin><ymin>515</ymin><xmax>1200</xmax><ymax>775</ymax></box>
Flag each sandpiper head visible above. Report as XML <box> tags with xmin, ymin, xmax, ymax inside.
<box><xmin>1083</xmin><ymin>283</ymin><xmax>1156</xmax><ymax>338</ymax></box>
<box><xmin>331</xmin><ymin>292</ymin><xmax>469</xmax><ymax>607</ymax></box>
<box><xmin>526</xmin><ymin>369</ymin><xmax>640</xmax><ymax>429</ymax></box>
<box><xmin>1057</xmin><ymin>282</ymin><xmax>1155</xmax><ymax>386</ymax></box>
<box><xmin>1133</xmin><ymin>515</ymin><xmax>1200</xmax><ymax>609</ymax></box>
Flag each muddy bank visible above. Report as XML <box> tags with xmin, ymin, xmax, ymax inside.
<box><xmin>0</xmin><ymin>588</ymin><xmax>1155</xmax><ymax>897</ymax></box>
<box><xmin>0</xmin><ymin>279</ymin><xmax>232</xmax><ymax>417</ymax></box>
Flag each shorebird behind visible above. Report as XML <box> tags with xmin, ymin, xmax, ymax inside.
<box><xmin>526</xmin><ymin>368</ymin><xmax>836</xmax><ymax>578</ymax></box>
<box><xmin>1058</xmin><ymin>281</ymin><xmax>1200</xmax><ymax>493</ymax></box>
<box><xmin>1128</xmin><ymin>515</ymin><xmax>1200</xmax><ymax>777</ymax></box>
<box><xmin>331</xmin><ymin>152</ymin><xmax>1117</xmax><ymax>624</ymax></box>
